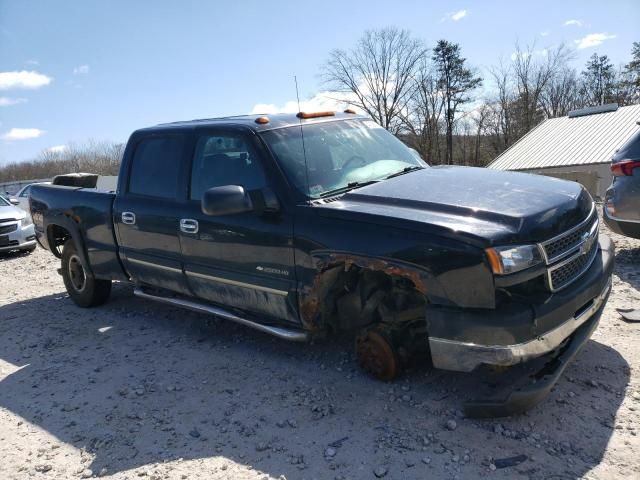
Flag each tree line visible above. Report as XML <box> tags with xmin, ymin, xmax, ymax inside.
<box><xmin>322</xmin><ymin>28</ymin><xmax>640</xmax><ymax>167</ymax></box>
<box><xmin>0</xmin><ymin>141</ymin><xmax>123</xmax><ymax>184</ymax></box>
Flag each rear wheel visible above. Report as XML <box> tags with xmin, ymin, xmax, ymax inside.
<box><xmin>61</xmin><ymin>239</ymin><xmax>111</xmax><ymax>307</ymax></box>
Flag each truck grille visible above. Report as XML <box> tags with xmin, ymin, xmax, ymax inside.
<box><xmin>547</xmin><ymin>240</ymin><xmax>598</xmax><ymax>291</ymax></box>
<box><xmin>0</xmin><ymin>223</ymin><xmax>17</xmax><ymax>235</ymax></box>
<box><xmin>541</xmin><ymin>208</ymin><xmax>598</xmax><ymax>263</ymax></box>
<box><xmin>540</xmin><ymin>206</ymin><xmax>599</xmax><ymax>292</ymax></box>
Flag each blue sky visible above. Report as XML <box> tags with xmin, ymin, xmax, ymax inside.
<box><xmin>0</xmin><ymin>0</ymin><xmax>638</xmax><ymax>165</ymax></box>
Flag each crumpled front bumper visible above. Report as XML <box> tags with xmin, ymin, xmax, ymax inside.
<box><xmin>429</xmin><ymin>277</ymin><xmax>611</xmax><ymax>373</ymax></box>
<box><xmin>425</xmin><ymin>235</ymin><xmax>614</xmax><ymax>417</ymax></box>
<box><xmin>462</xmin><ymin>295</ymin><xmax>608</xmax><ymax>417</ymax></box>
<box><xmin>427</xmin><ymin>235</ymin><xmax>614</xmax><ymax>373</ymax></box>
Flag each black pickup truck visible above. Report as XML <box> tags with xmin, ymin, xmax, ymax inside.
<box><xmin>31</xmin><ymin>111</ymin><xmax>614</xmax><ymax>417</ymax></box>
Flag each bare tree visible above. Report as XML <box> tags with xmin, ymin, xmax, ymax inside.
<box><xmin>488</xmin><ymin>60</ymin><xmax>517</xmax><ymax>150</ymax></box>
<box><xmin>472</xmin><ymin>103</ymin><xmax>491</xmax><ymax>166</ymax></box>
<box><xmin>540</xmin><ymin>67</ymin><xmax>580</xmax><ymax>117</ymax></box>
<box><xmin>511</xmin><ymin>42</ymin><xmax>573</xmax><ymax>132</ymax></box>
<box><xmin>322</xmin><ymin>27</ymin><xmax>426</xmax><ymax>133</ymax></box>
<box><xmin>401</xmin><ymin>58</ymin><xmax>445</xmax><ymax>163</ymax></box>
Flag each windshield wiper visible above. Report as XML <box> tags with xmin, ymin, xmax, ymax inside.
<box><xmin>385</xmin><ymin>165</ymin><xmax>424</xmax><ymax>179</ymax></box>
<box><xmin>319</xmin><ymin>180</ymin><xmax>379</xmax><ymax>198</ymax></box>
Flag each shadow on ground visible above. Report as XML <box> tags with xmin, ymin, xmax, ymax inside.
<box><xmin>0</xmin><ymin>249</ymin><xmax>36</xmax><ymax>263</ymax></box>
<box><xmin>0</xmin><ymin>285</ymin><xmax>630</xmax><ymax>479</ymax></box>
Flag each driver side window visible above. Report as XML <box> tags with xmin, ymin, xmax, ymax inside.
<box><xmin>189</xmin><ymin>132</ymin><xmax>268</xmax><ymax>201</ymax></box>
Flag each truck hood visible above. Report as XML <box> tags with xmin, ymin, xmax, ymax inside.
<box><xmin>317</xmin><ymin>166</ymin><xmax>593</xmax><ymax>246</ymax></box>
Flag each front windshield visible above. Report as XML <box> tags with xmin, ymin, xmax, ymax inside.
<box><xmin>261</xmin><ymin>119</ymin><xmax>425</xmax><ymax>198</ymax></box>
<box><xmin>0</xmin><ymin>195</ymin><xmax>9</xmax><ymax>207</ymax></box>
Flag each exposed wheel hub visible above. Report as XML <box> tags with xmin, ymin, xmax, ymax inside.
<box><xmin>355</xmin><ymin>328</ymin><xmax>399</xmax><ymax>381</ymax></box>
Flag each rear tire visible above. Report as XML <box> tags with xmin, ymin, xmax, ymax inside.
<box><xmin>61</xmin><ymin>239</ymin><xmax>111</xmax><ymax>307</ymax></box>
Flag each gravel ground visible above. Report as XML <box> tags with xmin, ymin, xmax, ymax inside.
<box><xmin>1</xmin><ymin>217</ymin><xmax>639</xmax><ymax>480</ymax></box>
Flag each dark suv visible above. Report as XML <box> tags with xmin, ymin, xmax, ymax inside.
<box><xmin>604</xmin><ymin>128</ymin><xmax>640</xmax><ymax>238</ymax></box>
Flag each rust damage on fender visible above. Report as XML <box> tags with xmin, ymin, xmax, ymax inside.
<box><xmin>299</xmin><ymin>252</ymin><xmax>429</xmax><ymax>333</ymax></box>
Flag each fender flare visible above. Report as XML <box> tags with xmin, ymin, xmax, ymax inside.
<box><xmin>45</xmin><ymin>214</ymin><xmax>94</xmax><ymax>276</ymax></box>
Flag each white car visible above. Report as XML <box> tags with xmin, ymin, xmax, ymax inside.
<box><xmin>13</xmin><ymin>182</ymin><xmax>51</xmax><ymax>212</ymax></box>
<box><xmin>0</xmin><ymin>195</ymin><xmax>36</xmax><ymax>253</ymax></box>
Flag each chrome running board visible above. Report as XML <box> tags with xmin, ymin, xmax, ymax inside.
<box><xmin>133</xmin><ymin>288</ymin><xmax>309</xmax><ymax>342</ymax></box>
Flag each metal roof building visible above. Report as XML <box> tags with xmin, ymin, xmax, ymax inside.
<box><xmin>488</xmin><ymin>103</ymin><xmax>640</xmax><ymax>198</ymax></box>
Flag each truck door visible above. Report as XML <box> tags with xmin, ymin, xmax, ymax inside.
<box><xmin>179</xmin><ymin>127</ymin><xmax>298</xmax><ymax>324</ymax></box>
<box><xmin>113</xmin><ymin>133</ymin><xmax>191</xmax><ymax>295</ymax></box>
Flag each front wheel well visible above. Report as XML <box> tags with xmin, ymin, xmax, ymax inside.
<box><xmin>301</xmin><ymin>258</ymin><xmax>428</xmax><ymax>334</ymax></box>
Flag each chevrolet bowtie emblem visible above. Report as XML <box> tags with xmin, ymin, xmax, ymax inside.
<box><xmin>580</xmin><ymin>231</ymin><xmax>595</xmax><ymax>255</ymax></box>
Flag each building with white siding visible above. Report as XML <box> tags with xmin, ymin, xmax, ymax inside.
<box><xmin>488</xmin><ymin>104</ymin><xmax>640</xmax><ymax>199</ymax></box>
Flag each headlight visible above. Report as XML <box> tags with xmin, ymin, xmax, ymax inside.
<box><xmin>485</xmin><ymin>244</ymin><xmax>542</xmax><ymax>275</ymax></box>
<box><xmin>20</xmin><ymin>215</ymin><xmax>33</xmax><ymax>227</ymax></box>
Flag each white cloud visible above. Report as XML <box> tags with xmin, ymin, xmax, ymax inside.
<box><xmin>250</xmin><ymin>91</ymin><xmax>363</xmax><ymax>116</ymax></box>
<box><xmin>2</xmin><ymin>128</ymin><xmax>45</xmax><ymax>141</ymax></box>
<box><xmin>73</xmin><ymin>65</ymin><xmax>90</xmax><ymax>75</ymax></box>
<box><xmin>574</xmin><ymin>33</ymin><xmax>617</xmax><ymax>49</ymax></box>
<box><xmin>441</xmin><ymin>9</ymin><xmax>468</xmax><ymax>22</ymax></box>
<box><xmin>47</xmin><ymin>144</ymin><xmax>67</xmax><ymax>153</ymax></box>
<box><xmin>0</xmin><ymin>97</ymin><xmax>27</xmax><ymax>106</ymax></box>
<box><xmin>25</xmin><ymin>59</ymin><xmax>39</xmax><ymax>66</ymax></box>
<box><xmin>0</xmin><ymin>71</ymin><xmax>52</xmax><ymax>90</ymax></box>
<box><xmin>451</xmin><ymin>10</ymin><xmax>467</xmax><ymax>21</ymax></box>
<box><xmin>540</xmin><ymin>31</ymin><xmax>550</xmax><ymax>37</ymax></box>
<box><xmin>564</xmin><ymin>19</ymin><xmax>583</xmax><ymax>27</ymax></box>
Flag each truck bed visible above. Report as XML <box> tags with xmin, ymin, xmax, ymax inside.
<box><xmin>30</xmin><ymin>184</ymin><xmax>128</xmax><ymax>281</ymax></box>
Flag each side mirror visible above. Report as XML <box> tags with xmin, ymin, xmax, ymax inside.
<box><xmin>9</xmin><ymin>197</ymin><xmax>19</xmax><ymax>206</ymax></box>
<box><xmin>202</xmin><ymin>185</ymin><xmax>253</xmax><ymax>216</ymax></box>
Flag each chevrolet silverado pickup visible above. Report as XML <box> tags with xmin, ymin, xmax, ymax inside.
<box><xmin>30</xmin><ymin>111</ymin><xmax>614</xmax><ymax>417</ymax></box>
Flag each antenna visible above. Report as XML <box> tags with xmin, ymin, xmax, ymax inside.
<box><xmin>295</xmin><ymin>75</ymin><xmax>311</xmax><ymax>204</ymax></box>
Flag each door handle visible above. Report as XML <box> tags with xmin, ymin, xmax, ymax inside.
<box><xmin>180</xmin><ymin>218</ymin><xmax>199</xmax><ymax>234</ymax></box>
<box><xmin>122</xmin><ymin>211</ymin><xmax>136</xmax><ymax>225</ymax></box>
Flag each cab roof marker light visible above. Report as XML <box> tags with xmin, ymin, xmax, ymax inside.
<box><xmin>344</xmin><ymin>108</ymin><xmax>357</xmax><ymax>114</ymax></box>
<box><xmin>296</xmin><ymin>111</ymin><xmax>336</xmax><ymax>119</ymax></box>
<box><xmin>255</xmin><ymin>116</ymin><xmax>270</xmax><ymax>124</ymax></box>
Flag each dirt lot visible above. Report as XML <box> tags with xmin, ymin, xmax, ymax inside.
<box><xmin>1</xmin><ymin>219</ymin><xmax>639</xmax><ymax>480</ymax></box>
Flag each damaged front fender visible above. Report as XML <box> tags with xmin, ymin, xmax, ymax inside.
<box><xmin>298</xmin><ymin>251</ymin><xmax>442</xmax><ymax>333</ymax></box>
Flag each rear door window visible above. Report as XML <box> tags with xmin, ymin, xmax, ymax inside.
<box><xmin>128</xmin><ymin>136</ymin><xmax>184</xmax><ymax>198</ymax></box>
